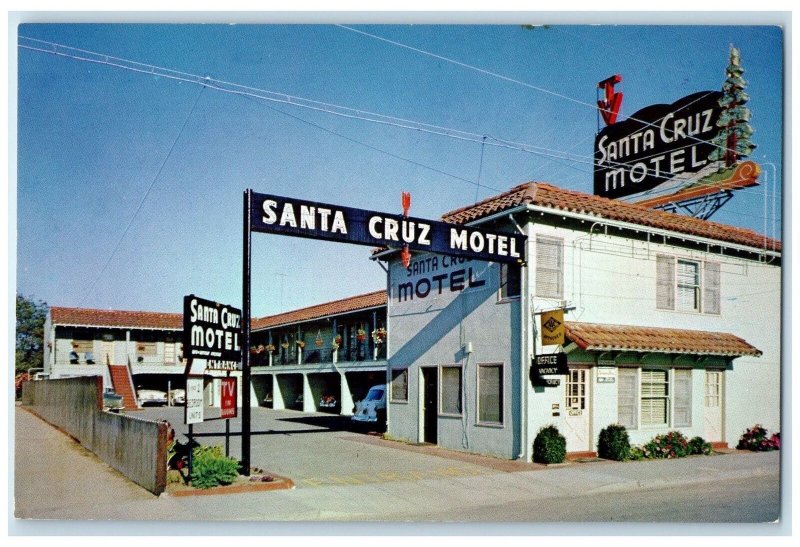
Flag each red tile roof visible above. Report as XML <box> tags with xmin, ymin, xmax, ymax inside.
<box><xmin>252</xmin><ymin>290</ymin><xmax>387</xmax><ymax>331</ymax></box>
<box><xmin>50</xmin><ymin>306</ymin><xmax>183</xmax><ymax>330</ymax></box>
<box><xmin>442</xmin><ymin>182</ymin><xmax>781</xmax><ymax>252</ymax></box>
<box><xmin>564</xmin><ymin>321</ymin><xmax>761</xmax><ymax>357</ymax></box>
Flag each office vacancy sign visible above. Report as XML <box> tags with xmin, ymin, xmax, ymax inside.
<box><xmin>185</xmin><ymin>377</ymin><xmax>204</xmax><ymax>425</ymax></box>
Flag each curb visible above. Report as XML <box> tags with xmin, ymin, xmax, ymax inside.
<box><xmin>586</xmin><ymin>465</ymin><xmax>776</xmax><ymax>495</ymax></box>
<box><xmin>165</xmin><ymin>474</ymin><xmax>295</xmax><ymax>497</ymax></box>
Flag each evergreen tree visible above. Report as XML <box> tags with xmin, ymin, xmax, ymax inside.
<box><xmin>709</xmin><ymin>45</ymin><xmax>756</xmax><ymax>166</ymax></box>
<box><xmin>16</xmin><ymin>294</ymin><xmax>48</xmax><ymax>374</ymax></box>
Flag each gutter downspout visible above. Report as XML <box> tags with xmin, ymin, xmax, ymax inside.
<box><xmin>509</xmin><ymin>212</ymin><xmax>530</xmax><ymax>461</ymax></box>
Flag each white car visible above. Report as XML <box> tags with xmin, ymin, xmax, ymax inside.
<box><xmin>137</xmin><ymin>389</ymin><xmax>168</xmax><ymax>407</ymax></box>
<box><xmin>351</xmin><ymin>385</ymin><xmax>386</xmax><ymax>424</ymax></box>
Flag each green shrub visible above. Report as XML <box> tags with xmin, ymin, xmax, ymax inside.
<box><xmin>628</xmin><ymin>446</ymin><xmax>646</xmax><ymax>461</ymax></box>
<box><xmin>533</xmin><ymin>425</ymin><xmax>566</xmax><ymax>464</ymax></box>
<box><xmin>190</xmin><ymin>445</ymin><xmax>240</xmax><ymax>489</ymax></box>
<box><xmin>597</xmin><ymin>424</ymin><xmax>631</xmax><ymax>461</ymax></box>
<box><xmin>641</xmin><ymin>431</ymin><xmax>690</xmax><ymax>459</ymax></box>
<box><xmin>688</xmin><ymin>436</ymin><xmax>713</xmax><ymax>456</ymax></box>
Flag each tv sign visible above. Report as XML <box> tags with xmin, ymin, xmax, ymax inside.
<box><xmin>594</xmin><ymin>91</ymin><xmax>723</xmax><ymax>199</ymax></box>
<box><xmin>220</xmin><ymin>377</ymin><xmax>237</xmax><ymax>419</ymax></box>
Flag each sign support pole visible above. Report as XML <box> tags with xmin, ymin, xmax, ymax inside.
<box><xmin>242</xmin><ymin>189</ymin><xmax>252</xmax><ymax>476</ymax></box>
<box><xmin>188</xmin><ymin>423</ymin><xmax>194</xmax><ymax>479</ymax></box>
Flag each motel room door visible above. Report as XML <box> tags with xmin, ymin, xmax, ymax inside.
<box><xmin>563</xmin><ymin>367</ymin><xmax>592</xmax><ymax>453</ymax></box>
<box><xmin>421</xmin><ymin>367</ymin><xmax>438</xmax><ymax>444</ymax></box>
<box><xmin>704</xmin><ymin>370</ymin><xmax>724</xmax><ymax>443</ymax></box>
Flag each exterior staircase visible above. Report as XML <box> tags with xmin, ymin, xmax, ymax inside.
<box><xmin>108</xmin><ymin>364</ymin><xmax>139</xmax><ymax>410</ymax></box>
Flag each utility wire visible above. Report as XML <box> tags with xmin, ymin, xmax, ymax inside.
<box><xmin>19</xmin><ymin>36</ymin><xmax>751</xmax><ymax>190</ymax></box>
<box><xmin>19</xmin><ymin>36</ymin><xmax>779</xmax><ymax>223</ymax></box>
<box><xmin>335</xmin><ymin>25</ymin><xmax>747</xmax><ymax>158</ymax></box>
<box><xmin>77</xmin><ymin>85</ymin><xmax>205</xmax><ymax>306</ymax></box>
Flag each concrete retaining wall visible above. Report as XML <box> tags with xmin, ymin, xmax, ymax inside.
<box><xmin>21</xmin><ymin>376</ymin><xmax>168</xmax><ymax>495</ymax></box>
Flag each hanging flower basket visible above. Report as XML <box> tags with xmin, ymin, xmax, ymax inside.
<box><xmin>315</xmin><ymin>330</ymin><xmax>324</xmax><ymax>348</ymax></box>
<box><xmin>331</xmin><ymin>340</ymin><xmax>340</xmax><ymax>351</ymax></box>
<box><xmin>266</xmin><ymin>344</ymin><xmax>276</xmax><ymax>353</ymax></box>
<box><xmin>296</xmin><ymin>340</ymin><xmax>305</xmax><ymax>349</ymax></box>
<box><xmin>356</xmin><ymin>329</ymin><xmax>367</xmax><ymax>342</ymax></box>
<box><xmin>372</xmin><ymin>328</ymin><xmax>387</xmax><ymax>344</ymax></box>
<box><xmin>280</xmin><ymin>341</ymin><xmax>289</xmax><ymax>349</ymax></box>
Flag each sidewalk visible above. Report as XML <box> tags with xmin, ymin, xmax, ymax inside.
<box><xmin>12</xmin><ymin>405</ymin><xmax>780</xmax><ymax>523</ymax></box>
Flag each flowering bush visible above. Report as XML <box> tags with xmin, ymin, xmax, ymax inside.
<box><xmin>737</xmin><ymin>424</ymin><xmax>780</xmax><ymax>451</ymax></box>
<box><xmin>641</xmin><ymin>431</ymin><xmax>690</xmax><ymax>459</ymax></box>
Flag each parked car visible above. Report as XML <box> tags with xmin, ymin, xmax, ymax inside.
<box><xmin>137</xmin><ymin>389</ymin><xmax>168</xmax><ymax>407</ymax></box>
<box><xmin>168</xmin><ymin>389</ymin><xmax>186</xmax><ymax>406</ymax></box>
<box><xmin>103</xmin><ymin>390</ymin><xmax>124</xmax><ymax>413</ymax></box>
<box><xmin>351</xmin><ymin>384</ymin><xmax>386</xmax><ymax>425</ymax></box>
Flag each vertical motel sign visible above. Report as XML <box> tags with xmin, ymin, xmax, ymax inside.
<box><xmin>241</xmin><ymin>190</ymin><xmax>526</xmax><ymax>474</ymax></box>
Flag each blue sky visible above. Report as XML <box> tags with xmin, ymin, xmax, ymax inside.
<box><xmin>15</xmin><ymin>23</ymin><xmax>784</xmax><ymax>317</ymax></box>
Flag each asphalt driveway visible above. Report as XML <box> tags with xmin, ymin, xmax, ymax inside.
<box><xmin>136</xmin><ymin>406</ymin><xmax>514</xmax><ymax>488</ymax></box>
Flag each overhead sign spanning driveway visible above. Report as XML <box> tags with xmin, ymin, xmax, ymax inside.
<box><xmin>249</xmin><ymin>192</ymin><xmax>526</xmax><ymax>264</ymax></box>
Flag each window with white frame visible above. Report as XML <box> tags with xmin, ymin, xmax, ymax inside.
<box><xmin>477</xmin><ymin>363</ymin><xmax>503</xmax><ymax>424</ymax></box>
<box><xmin>391</xmin><ymin>368</ymin><xmax>409</xmax><ymax>403</ymax></box>
<box><xmin>656</xmin><ymin>255</ymin><xmax>720</xmax><ymax>314</ymax></box>
<box><xmin>536</xmin><ymin>236</ymin><xmax>563</xmax><ymax>298</ymax></box>
<box><xmin>441</xmin><ymin>365</ymin><xmax>463</xmax><ymax>415</ymax></box>
<box><xmin>617</xmin><ymin>367</ymin><xmax>693</xmax><ymax>429</ymax></box>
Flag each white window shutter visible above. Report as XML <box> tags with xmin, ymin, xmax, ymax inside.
<box><xmin>656</xmin><ymin>255</ymin><xmax>675</xmax><ymax>309</ymax></box>
<box><xmin>703</xmin><ymin>261</ymin><xmax>721</xmax><ymax>314</ymax></box>
<box><xmin>617</xmin><ymin>368</ymin><xmax>638</xmax><ymax>429</ymax></box>
<box><xmin>673</xmin><ymin>369</ymin><xmax>692</xmax><ymax>427</ymax></box>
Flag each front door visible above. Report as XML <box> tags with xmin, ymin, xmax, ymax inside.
<box><xmin>704</xmin><ymin>370</ymin><xmax>724</xmax><ymax>442</ymax></box>
<box><xmin>98</xmin><ymin>340</ymin><xmax>114</xmax><ymax>365</ymax></box>
<box><xmin>563</xmin><ymin>367</ymin><xmax>591</xmax><ymax>452</ymax></box>
<box><xmin>422</xmin><ymin>367</ymin><xmax>438</xmax><ymax>444</ymax></box>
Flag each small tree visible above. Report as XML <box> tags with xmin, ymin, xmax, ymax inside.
<box><xmin>16</xmin><ymin>294</ymin><xmax>48</xmax><ymax>375</ymax></box>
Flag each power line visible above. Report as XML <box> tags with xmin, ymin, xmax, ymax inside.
<box><xmin>18</xmin><ymin>36</ymin><xmax>750</xmax><ymax>192</ymax></box>
<box><xmin>77</xmin><ymin>85</ymin><xmax>205</xmax><ymax>306</ymax></box>
<box><xmin>335</xmin><ymin>25</ymin><xmax>746</xmax><ymax>158</ymax></box>
<box><xmin>19</xmin><ymin>35</ymin><xmax>779</xmax><ymax>225</ymax></box>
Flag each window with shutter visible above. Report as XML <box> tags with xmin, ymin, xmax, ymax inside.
<box><xmin>617</xmin><ymin>368</ymin><xmax>638</xmax><ymax>429</ymax></box>
<box><xmin>703</xmin><ymin>261</ymin><xmax>721</xmax><ymax>314</ymax></box>
<box><xmin>673</xmin><ymin>369</ymin><xmax>692</xmax><ymax>427</ymax></box>
<box><xmin>641</xmin><ymin>370</ymin><xmax>669</xmax><ymax>426</ymax></box>
<box><xmin>536</xmin><ymin>236</ymin><xmax>563</xmax><ymax>298</ymax></box>
<box><xmin>441</xmin><ymin>366</ymin><xmax>462</xmax><ymax>415</ymax></box>
<box><xmin>478</xmin><ymin>364</ymin><xmax>503</xmax><ymax>424</ymax></box>
<box><xmin>656</xmin><ymin>255</ymin><xmax>675</xmax><ymax>310</ymax></box>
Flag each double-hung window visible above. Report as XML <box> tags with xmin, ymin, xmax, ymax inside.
<box><xmin>656</xmin><ymin>255</ymin><xmax>720</xmax><ymax>314</ymax></box>
<box><xmin>536</xmin><ymin>236</ymin><xmax>564</xmax><ymax>298</ymax></box>
<box><xmin>441</xmin><ymin>365</ymin><xmax>463</xmax><ymax>415</ymax></box>
<box><xmin>477</xmin><ymin>363</ymin><xmax>503</xmax><ymax>424</ymax></box>
<box><xmin>391</xmin><ymin>368</ymin><xmax>409</xmax><ymax>403</ymax></box>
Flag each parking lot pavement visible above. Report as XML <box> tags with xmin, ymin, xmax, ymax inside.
<box><xmin>136</xmin><ymin>406</ymin><xmax>518</xmax><ymax>488</ymax></box>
